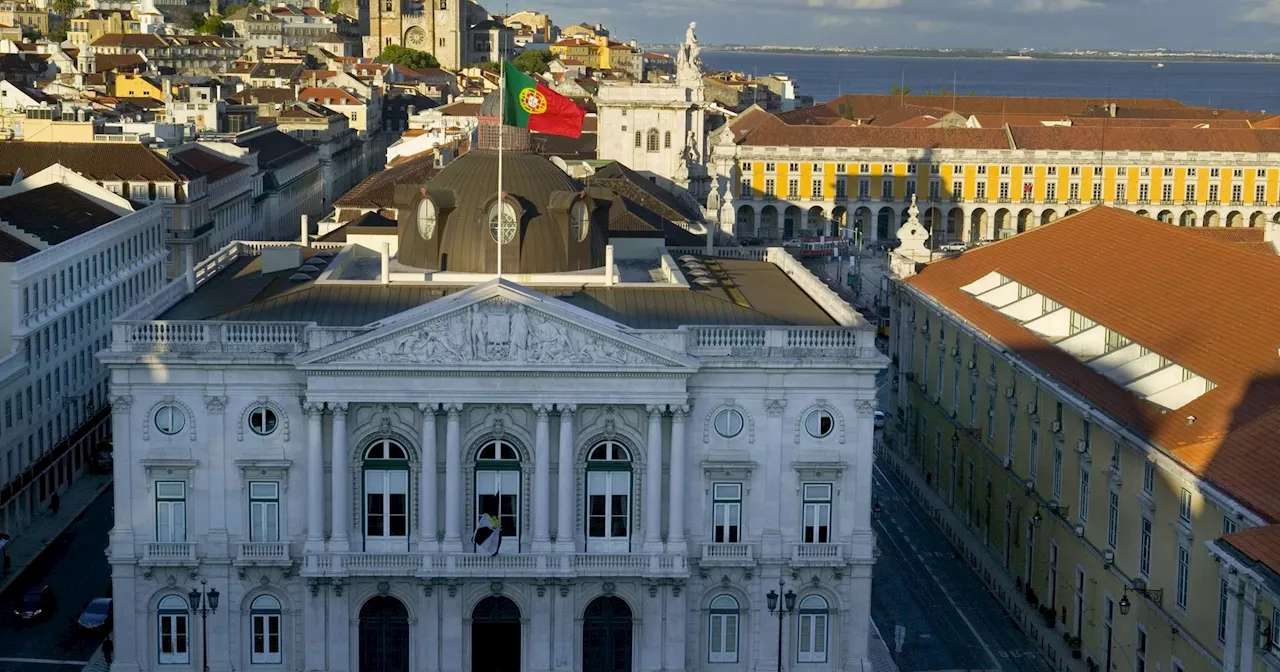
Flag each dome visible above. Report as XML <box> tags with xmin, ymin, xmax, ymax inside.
<box><xmin>395</xmin><ymin>150</ymin><xmax>608</xmax><ymax>274</ymax></box>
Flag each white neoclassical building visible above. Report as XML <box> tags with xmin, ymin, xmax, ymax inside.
<box><xmin>101</xmin><ymin>127</ymin><xmax>886</xmax><ymax>672</ymax></box>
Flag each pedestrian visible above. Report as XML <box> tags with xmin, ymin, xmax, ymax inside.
<box><xmin>49</xmin><ymin>492</ymin><xmax>60</xmax><ymax>515</ymax></box>
<box><xmin>102</xmin><ymin>636</ymin><xmax>114</xmax><ymax>665</ymax></box>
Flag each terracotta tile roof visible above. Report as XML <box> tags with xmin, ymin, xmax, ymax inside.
<box><xmin>0</xmin><ymin>141</ymin><xmax>183</xmax><ymax>182</ymax></box>
<box><xmin>1009</xmin><ymin>126</ymin><xmax>1280</xmax><ymax>152</ymax></box>
<box><xmin>738</xmin><ymin>115</ymin><xmax>1009</xmax><ymax>149</ymax></box>
<box><xmin>903</xmin><ymin>206</ymin><xmax>1280</xmax><ymax>520</ymax></box>
<box><xmin>1066</xmin><ymin>117</ymin><xmax>1254</xmax><ymax>129</ymax></box>
<box><xmin>171</xmin><ymin>146</ymin><xmax>249</xmax><ymax>181</ymax></box>
<box><xmin>828</xmin><ymin>94</ymin><xmax>1187</xmax><ymax>120</ymax></box>
<box><xmin>93</xmin><ymin>53</ymin><xmax>147</xmax><ymax>72</ymax></box>
<box><xmin>334</xmin><ymin>153</ymin><xmax>437</xmax><ymax>209</ymax></box>
<box><xmin>298</xmin><ymin>86</ymin><xmax>363</xmax><ymax>106</ymax></box>
<box><xmin>774</xmin><ymin>105</ymin><xmax>843</xmax><ymax>126</ymax></box>
<box><xmin>1221</xmin><ymin>526</ymin><xmax>1280</xmax><ymax>576</ymax></box>
<box><xmin>91</xmin><ymin>33</ymin><xmax>165</xmax><ymax>48</ymax></box>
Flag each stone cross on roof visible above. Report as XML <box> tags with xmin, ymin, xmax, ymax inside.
<box><xmin>895</xmin><ymin>194</ymin><xmax>930</xmax><ymax>257</ymax></box>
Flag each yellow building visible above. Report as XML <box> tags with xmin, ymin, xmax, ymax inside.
<box><xmin>708</xmin><ymin>103</ymin><xmax>1280</xmax><ymax>243</ymax></box>
<box><xmin>548</xmin><ymin>37</ymin><xmax>598</xmax><ymax>68</ymax></box>
<box><xmin>67</xmin><ymin>9</ymin><xmax>141</xmax><ymax>46</ymax></box>
<box><xmin>886</xmin><ymin>206</ymin><xmax>1280</xmax><ymax>672</ymax></box>
<box><xmin>0</xmin><ymin>2</ymin><xmax>49</xmax><ymax>35</ymax></box>
<box><xmin>111</xmin><ymin>72</ymin><xmax>171</xmax><ymax>100</ymax></box>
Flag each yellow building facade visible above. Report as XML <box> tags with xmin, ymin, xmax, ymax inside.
<box><xmin>708</xmin><ymin>122</ymin><xmax>1280</xmax><ymax>242</ymax></box>
<box><xmin>67</xmin><ymin>10</ymin><xmax>141</xmax><ymax>46</ymax></box>
<box><xmin>884</xmin><ymin>209</ymin><xmax>1280</xmax><ymax>672</ymax></box>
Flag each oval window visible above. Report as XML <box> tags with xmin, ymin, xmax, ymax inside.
<box><xmin>417</xmin><ymin>199</ymin><xmax>437</xmax><ymax>239</ymax></box>
<box><xmin>714</xmin><ymin>408</ymin><xmax>744</xmax><ymax>438</ymax></box>
<box><xmin>155</xmin><ymin>405</ymin><xmax>185</xmax><ymax>435</ymax></box>
<box><xmin>248</xmin><ymin>406</ymin><xmax>278</xmax><ymax>436</ymax></box>
<box><xmin>488</xmin><ymin>201</ymin><xmax>517</xmax><ymax>244</ymax></box>
<box><xmin>805</xmin><ymin>409</ymin><xmax>834</xmax><ymax>438</ymax></box>
<box><xmin>570</xmin><ymin>200</ymin><xmax>589</xmax><ymax>242</ymax></box>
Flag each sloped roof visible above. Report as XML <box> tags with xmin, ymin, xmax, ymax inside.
<box><xmin>0</xmin><ymin>183</ymin><xmax>121</xmax><ymax>245</ymax></box>
<box><xmin>904</xmin><ymin>206</ymin><xmax>1280</xmax><ymax>521</ymax></box>
<box><xmin>1009</xmin><ymin>126</ymin><xmax>1280</xmax><ymax>153</ymax></box>
<box><xmin>0</xmin><ymin>142</ymin><xmax>183</xmax><ymax>182</ymax></box>
<box><xmin>737</xmin><ymin>115</ymin><xmax>1009</xmax><ymax>149</ymax></box>
<box><xmin>334</xmin><ymin>152</ymin><xmax>437</xmax><ymax>210</ymax></box>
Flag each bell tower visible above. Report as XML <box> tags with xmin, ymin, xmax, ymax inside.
<box><xmin>430</xmin><ymin>0</ymin><xmax>462</xmax><ymax>71</ymax></box>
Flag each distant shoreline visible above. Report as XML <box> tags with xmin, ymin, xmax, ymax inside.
<box><xmin>644</xmin><ymin>47</ymin><xmax>1280</xmax><ymax>64</ymax></box>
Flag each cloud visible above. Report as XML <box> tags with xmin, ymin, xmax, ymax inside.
<box><xmin>1237</xmin><ymin>0</ymin><xmax>1280</xmax><ymax>22</ymax></box>
<box><xmin>815</xmin><ymin>12</ymin><xmax>885</xmax><ymax>25</ymax></box>
<box><xmin>1016</xmin><ymin>0</ymin><xmax>1100</xmax><ymax>11</ymax></box>
<box><xmin>803</xmin><ymin>0</ymin><xmax>902</xmax><ymax>7</ymax></box>
<box><xmin>913</xmin><ymin>19</ymin><xmax>954</xmax><ymax>32</ymax></box>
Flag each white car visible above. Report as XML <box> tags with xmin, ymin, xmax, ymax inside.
<box><xmin>873</xmin><ymin>410</ymin><xmax>886</xmax><ymax>429</ymax></box>
<box><xmin>940</xmin><ymin>242</ymin><xmax>967</xmax><ymax>253</ymax></box>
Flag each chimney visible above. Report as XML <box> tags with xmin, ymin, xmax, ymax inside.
<box><xmin>604</xmin><ymin>244</ymin><xmax>614</xmax><ymax>286</ymax></box>
<box><xmin>380</xmin><ymin>242</ymin><xmax>390</xmax><ymax>284</ymax></box>
<box><xmin>300</xmin><ymin>214</ymin><xmax>309</xmax><ymax>246</ymax></box>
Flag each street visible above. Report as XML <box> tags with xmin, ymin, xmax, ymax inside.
<box><xmin>0</xmin><ymin>488</ymin><xmax>113</xmax><ymax>672</ymax></box>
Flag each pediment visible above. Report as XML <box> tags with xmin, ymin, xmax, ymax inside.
<box><xmin>299</xmin><ymin>280</ymin><xmax>696</xmax><ymax>371</ymax></box>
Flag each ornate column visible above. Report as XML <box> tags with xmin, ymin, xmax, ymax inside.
<box><xmin>419</xmin><ymin>403</ymin><xmax>439</xmax><ymax>551</ymax></box>
<box><xmin>329</xmin><ymin>402</ymin><xmax>350</xmax><ymax>550</ymax></box>
<box><xmin>643</xmin><ymin>405</ymin><xmax>664</xmax><ymax>551</ymax></box>
<box><xmin>532</xmin><ymin>404</ymin><xmax>553</xmax><ymax>551</ymax></box>
<box><xmin>854</xmin><ymin>400</ymin><xmax>877</xmax><ymax>533</ymax></box>
<box><xmin>443</xmin><ymin>403</ymin><xmax>463</xmax><ymax>550</ymax></box>
<box><xmin>554</xmin><ymin>405</ymin><xmax>576</xmax><ymax>553</ymax></box>
<box><xmin>304</xmin><ymin>402</ymin><xmax>325</xmax><ymax>550</ymax></box>
<box><xmin>666</xmin><ymin>406</ymin><xmax>689</xmax><ymax>553</ymax></box>
<box><xmin>108</xmin><ymin>395</ymin><xmax>134</xmax><ymax>551</ymax></box>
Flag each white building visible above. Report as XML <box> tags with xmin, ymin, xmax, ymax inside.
<box><xmin>0</xmin><ymin>163</ymin><xmax>167</xmax><ymax>536</ymax></box>
<box><xmin>101</xmin><ymin>125</ymin><xmax>884</xmax><ymax>672</ymax></box>
<box><xmin>595</xmin><ymin>23</ymin><xmax>709</xmax><ymax>202</ymax></box>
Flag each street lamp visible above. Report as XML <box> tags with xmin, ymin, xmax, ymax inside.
<box><xmin>1119</xmin><ymin>588</ymin><xmax>1132</xmax><ymax>616</ymax></box>
<box><xmin>766</xmin><ymin>580</ymin><xmax>797</xmax><ymax>672</ymax></box>
<box><xmin>189</xmin><ymin>580</ymin><xmax>219</xmax><ymax>672</ymax></box>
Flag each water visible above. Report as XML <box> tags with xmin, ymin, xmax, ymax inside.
<box><xmin>699</xmin><ymin>52</ymin><xmax>1280</xmax><ymax>112</ymax></box>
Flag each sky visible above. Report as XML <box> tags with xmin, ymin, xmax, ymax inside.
<box><xmin>525</xmin><ymin>0</ymin><xmax>1280</xmax><ymax>51</ymax></box>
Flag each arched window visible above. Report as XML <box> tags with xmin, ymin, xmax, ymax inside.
<box><xmin>363</xmin><ymin>439</ymin><xmax>409</xmax><ymax>551</ymax></box>
<box><xmin>797</xmin><ymin>595</ymin><xmax>829</xmax><ymax>662</ymax></box>
<box><xmin>585</xmin><ymin>440</ymin><xmax>631</xmax><ymax>552</ymax></box>
<box><xmin>488</xmin><ymin>201</ymin><xmax>517</xmax><ymax>244</ymax></box>
<box><xmin>475</xmin><ymin>440</ymin><xmax>520</xmax><ymax>553</ymax></box>
<box><xmin>417</xmin><ymin>199</ymin><xmax>437</xmax><ymax>240</ymax></box>
<box><xmin>664</xmin><ymin>130</ymin><xmax>671</xmax><ymax>148</ymax></box>
<box><xmin>250</xmin><ymin>595</ymin><xmax>282</xmax><ymax>664</ymax></box>
<box><xmin>708</xmin><ymin>595</ymin><xmax>740</xmax><ymax>662</ymax></box>
<box><xmin>570</xmin><ymin>200</ymin><xmax>590</xmax><ymax>242</ymax></box>
<box><xmin>634</xmin><ymin>130</ymin><xmax>641</xmax><ymax>148</ymax></box>
<box><xmin>158</xmin><ymin>595</ymin><xmax>190</xmax><ymax>664</ymax></box>
<box><xmin>646</xmin><ymin>129</ymin><xmax>659</xmax><ymax>153</ymax></box>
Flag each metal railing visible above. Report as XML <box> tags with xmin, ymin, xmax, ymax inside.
<box><xmin>303</xmin><ymin>551</ymin><xmax>689</xmax><ymax>577</ymax></box>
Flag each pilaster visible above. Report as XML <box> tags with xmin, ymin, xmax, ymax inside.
<box><xmin>644</xmin><ymin>405</ymin><xmax>665</xmax><ymax>552</ymax></box>
<box><xmin>762</xmin><ymin>398</ymin><xmax>787</xmax><ymax>559</ymax></box>
<box><xmin>109</xmin><ymin>394</ymin><xmax>136</xmax><ymax>554</ymax></box>
<box><xmin>529</xmin><ymin>581</ymin><xmax>553</xmax><ymax>672</ymax></box>
<box><xmin>443</xmin><ymin>403</ymin><xmax>464</xmax><ymax>551</ymax></box>
<box><xmin>204</xmin><ymin>395</ymin><xmax>229</xmax><ymax>556</ymax></box>
<box><xmin>329</xmin><ymin>402</ymin><xmax>350</xmax><ymax>550</ymax></box>
<box><xmin>327</xmin><ymin>579</ymin><xmax>351</xmax><ymax>672</ymax></box>
<box><xmin>532</xmin><ymin>404</ymin><xmax>553</xmax><ymax>552</ymax></box>
<box><xmin>667</xmin><ymin>405</ymin><xmax>689</xmax><ymax>553</ymax></box>
<box><xmin>554</xmin><ymin>405</ymin><xmax>577</xmax><ymax>553</ymax></box>
<box><xmin>304</xmin><ymin>402</ymin><xmax>325</xmax><ymax>551</ymax></box>
<box><xmin>419</xmin><ymin>403</ymin><xmax>440</xmax><ymax>551</ymax></box>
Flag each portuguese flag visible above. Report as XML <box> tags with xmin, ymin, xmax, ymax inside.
<box><xmin>501</xmin><ymin>61</ymin><xmax>585</xmax><ymax>138</ymax></box>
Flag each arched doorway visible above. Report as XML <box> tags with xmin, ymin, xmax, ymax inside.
<box><xmin>1017</xmin><ymin>208</ymin><xmax>1033</xmax><ymax>232</ymax></box>
<box><xmin>1040</xmin><ymin>210</ymin><xmax>1057</xmax><ymax>226</ymax></box>
<box><xmin>853</xmin><ymin>207</ymin><xmax>872</xmax><ymax>238</ymax></box>
<box><xmin>1064</xmin><ymin>209</ymin><xmax>1079</xmax><ymax>217</ymax></box>
<box><xmin>1226</xmin><ymin>211</ymin><xmax>1243</xmax><ymax>228</ymax></box>
<box><xmin>876</xmin><ymin>207</ymin><xmax>894</xmax><ymax>240</ymax></box>
<box><xmin>783</xmin><ymin>206</ymin><xmax>801</xmax><ymax>239</ymax></box>
<box><xmin>1157</xmin><ymin>210</ymin><xmax>1173</xmax><ymax>224</ymax></box>
<box><xmin>472</xmin><ymin>596</ymin><xmax>521</xmax><ymax>672</ymax></box>
<box><xmin>359</xmin><ymin>596</ymin><xmax>409</xmax><ymax>672</ymax></box>
<box><xmin>994</xmin><ymin>208</ymin><xmax>1010</xmax><ymax>239</ymax></box>
<box><xmin>1180</xmin><ymin>210</ymin><xmax>1197</xmax><ymax>227</ymax></box>
<box><xmin>1251</xmin><ymin>211</ymin><xmax>1267</xmax><ymax>228</ymax></box>
<box><xmin>583</xmin><ymin>596</ymin><xmax>632</xmax><ymax>672</ymax></box>
<box><xmin>922</xmin><ymin>207</ymin><xmax>941</xmax><ymax>233</ymax></box>
<box><xmin>735</xmin><ymin>205</ymin><xmax>755</xmax><ymax>237</ymax></box>
<box><xmin>759</xmin><ymin>206</ymin><xmax>778</xmax><ymax>240</ymax></box>
<box><xmin>806</xmin><ymin>206</ymin><xmax>825</xmax><ymax>235</ymax></box>
<box><xmin>831</xmin><ymin>206</ymin><xmax>847</xmax><ymax>235</ymax></box>
<box><xmin>1203</xmin><ymin>210</ymin><xmax>1220</xmax><ymax>227</ymax></box>
<box><xmin>969</xmin><ymin>208</ymin><xmax>987</xmax><ymax>242</ymax></box>
<box><xmin>1135</xmin><ymin>209</ymin><xmax>1149</xmax><ymax>218</ymax></box>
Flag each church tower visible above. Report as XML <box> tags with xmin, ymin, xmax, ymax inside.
<box><xmin>364</xmin><ymin>0</ymin><xmax>465</xmax><ymax>71</ymax></box>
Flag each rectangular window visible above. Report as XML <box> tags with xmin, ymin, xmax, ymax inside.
<box><xmin>906</xmin><ymin>179</ymin><xmax>916</xmax><ymax>198</ymax></box>
<box><xmin>1078</xmin><ymin>467</ymin><xmax>1090</xmax><ymax>523</ymax></box>
<box><xmin>1176</xmin><ymin>544</ymin><xmax>1190</xmax><ymax>609</ymax></box>
<box><xmin>789</xmin><ymin>163</ymin><xmax>800</xmax><ymax>172</ymax></box>
<box><xmin>712</xmin><ymin>483</ymin><xmax>742</xmax><ymax>543</ymax></box>
<box><xmin>975</xmin><ymin>182</ymin><xmax>987</xmax><ymax>200</ymax></box>
<box><xmin>1232</xmin><ymin>184</ymin><xmax>1242</xmax><ymax>203</ymax></box>
<box><xmin>252</xmin><ymin>607</ymin><xmax>282</xmax><ymax>664</ymax></box>
<box><xmin>1162</xmin><ymin>183</ymin><xmax>1173</xmax><ymax>202</ymax></box>
<box><xmin>155</xmin><ymin>481</ymin><xmax>187</xmax><ymax>543</ymax></box>
<box><xmin>802</xmin><ymin>483</ymin><xmax>832</xmax><ymax>543</ymax></box>
<box><xmin>739</xmin><ymin>179</ymin><xmax>751</xmax><ymax>198</ymax></box>
<box><xmin>586</xmin><ymin>470</ymin><xmax>629</xmax><ymax>546</ymax></box>
<box><xmin>1107</xmin><ymin>491</ymin><xmax>1119</xmax><ymax>548</ymax></box>
<box><xmin>1115</xmin><ymin>183</ymin><xmax>1127</xmax><ymax>203</ymax></box>
<box><xmin>1092</xmin><ymin>182</ymin><xmax>1103</xmax><ymax>202</ymax></box>
<box><xmin>708</xmin><ymin>604</ymin><xmax>739</xmax><ymax>663</ymax></box>
<box><xmin>858</xmin><ymin>179</ymin><xmax>870</xmax><ymax>200</ymax></box>
<box><xmin>1257</xmin><ymin>184</ymin><xmax>1267</xmax><ymax>204</ymax></box>
<box><xmin>812</xmin><ymin>179</ymin><xmax>823</xmax><ymax>199</ymax></box>
<box><xmin>788</xmin><ymin>179</ymin><xmax>799</xmax><ymax>198</ymax></box>
<box><xmin>1139</xmin><ymin>516</ymin><xmax>1152</xmax><ymax>577</ymax></box>
<box><xmin>1068</xmin><ymin>183</ymin><xmax>1080</xmax><ymax>201</ymax></box>
<box><xmin>952</xmin><ymin>181</ymin><xmax>963</xmax><ymax>199</ymax></box>
<box><xmin>1179</xmin><ymin>488</ymin><xmax>1192</xmax><ymax>523</ymax></box>
<box><xmin>764</xmin><ymin>179</ymin><xmax>775</xmax><ymax>197</ymax></box>
<box><xmin>1135</xmin><ymin>629</ymin><xmax>1147</xmax><ymax>672</ymax></box>
<box><xmin>881</xmin><ymin>180</ymin><xmax>893</xmax><ymax>200</ymax></box>
<box><xmin>797</xmin><ymin>606</ymin><xmax>829</xmax><ymax>663</ymax></box>
<box><xmin>929</xmin><ymin>181</ymin><xmax>940</xmax><ymax>200</ymax></box>
<box><xmin>835</xmin><ymin>178</ymin><xmax>847</xmax><ymax>199</ymax></box>
<box><xmin>999</xmin><ymin>182</ymin><xmax>1009</xmax><ymax>200</ymax></box>
<box><xmin>1223</xmin><ymin>516</ymin><xmax>1238</xmax><ymax>536</ymax></box>
<box><xmin>1052</xmin><ymin>443</ymin><xmax>1063</xmax><ymax>499</ymax></box>
<box><xmin>249</xmin><ymin>482</ymin><xmax>280</xmax><ymax>543</ymax></box>
<box><xmin>1046</xmin><ymin>183</ymin><xmax>1057</xmax><ymax>202</ymax></box>
<box><xmin>1218</xmin><ymin>578</ymin><xmax>1229</xmax><ymax>643</ymax></box>
<box><xmin>159</xmin><ymin>610</ymin><xmax>190</xmax><ymax>664</ymax></box>
<box><xmin>1184</xmin><ymin>184</ymin><xmax>1196</xmax><ymax>202</ymax></box>
<box><xmin>766</xmin><ymin>163</ymin><xmax>776</xmax><ymax>172</ymax></box>
<box><xmin>1142</xmin><ymin>461</ymin><xmax>1155</xmax><ymax>494</ymax></box>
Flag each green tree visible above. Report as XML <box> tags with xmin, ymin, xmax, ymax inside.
<box><xmin>327</xmin><ymin>0</ymin><xmax>341</xmax><ymax>13</ymax></box>
<box><xmin>374</xmin><ymin>44</ymin><xmax>440</xmax><ymax>70</ymax></box>
<box><xmin>511</xmin><ymin>48</ymin><xmax>554</xmax><ymax>74</ymax></box>
<box><xmin>890</xmin><ymin>84</ymin><xmax>911</xmax><ymax>96</ymax></box>
<box><xmin>475</xmin><ymin>61</ymin><xmax>500</xmax><ymax>73</ymax></box>
<box><xmin>169</xmin><ymin>6</ymin><xmax>198</xmax><ymax>29</ymax></box>
<box><xmin>50</xmin><ymin>0</ymin><xmax>77</xmax><ymax>17</ymax></box>
<box><xmin>196</xmin><ymin>14</ymin><xmax>224</xmax><ymax>34</ymax></box>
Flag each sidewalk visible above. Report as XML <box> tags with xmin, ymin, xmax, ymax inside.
<box><xmin>868</xmin><ymin>619</ymin><xmax>901</xmax><ymax>672</ymax></box>
<box><xmin>81</xmin><ymin>642</ymin><xmax>109</xmax><ymax>672</ymax></box>
<box><xmin>0</xmin><ymin>472</ymin><xmax>111</xmax><ymax>597</ymax></box>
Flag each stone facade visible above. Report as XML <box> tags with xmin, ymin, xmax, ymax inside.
<box><xmin>101</xmin><ymin>278</ymin><xmax>883</xmax><ymax>672</ymax></box>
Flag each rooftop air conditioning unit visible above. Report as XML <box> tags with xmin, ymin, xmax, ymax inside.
<box><xmin>1051</xmin><ymin>420</ymin><xmax>1063</xmax><ymax>433</ymax></box>
<box><xmin>1076</xmin><ymin>439</ymin><xmax>1089</xmax><ymax>454</ymax></box>
<box><xmin>1026</xmin><ymin>402</ymin><xmax>1038</xmax><ymax>416</ymax></box>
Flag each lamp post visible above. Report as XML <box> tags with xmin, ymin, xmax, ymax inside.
<box><xmin>189</xmin><ymin>580</ymin><xmax>219</xmax><ymax>672</ymax></box>
<box><xmin>766</xmin><ymin>579</ymin><xmax>797</xmax><ymax>672</ymax></box>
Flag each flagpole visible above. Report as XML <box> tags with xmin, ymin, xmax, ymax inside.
<box><xmin>496</xmin><ymin>63</ymin><xmax>505</xmax><ymax>280</ymax></box>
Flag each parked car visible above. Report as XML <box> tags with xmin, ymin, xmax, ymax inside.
<box><xmin>77</xmin><ymin>597</ymin><xmax>112</xmax><ymax>631</ymax></box>
<box><xmin>14</xmin><ymin>584</ymin><xmax>54</xmax><ymax>621</ymax></box>
<box><xmin>873</xmin><ymin>410</ymin><xmax>886</xmax><ymax>429</ymax></box>
<box><xmin>940</xmin><ymin>241</ymin><xmax>967</xmax><ymax>253</ymax></box>
<box><xmin>737</xmin><ymin>236</ymin><xmax>763</xmax><ymax>246</ymax></box>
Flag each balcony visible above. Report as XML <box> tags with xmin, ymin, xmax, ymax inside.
<box><xmin>235</xmin><ymin>541</ymin><xmax>293</xmax><ymax>569</ymax></box>
<box><xmin>1207</xmin><ymin>199</ymin><xmax>1221</xmax><ymax>206</ymax></box>
<box><xmin>141</xmin><ymin>542</ymin><xmax>198</xmax><ymax>568</ymax></box>
<box><xmin>1137</xmin><ymin>199</ymin><xmax>1150</xmax><ymax>205</ymax></box>
<box><xmin>1230</xmin><ymin>199</ymin><xmax>1244</xmax><ymax>206</ymax></box>
<box><xmin>700</xmin><ymin>543</ymin><xmax>755</xmax><ymax>567</ymax></box>
<box><xmin>1255</xmin><ymin>200</ymin><xmax>1268</xmax><ymax>207</ymax></box>
<box><xmin>303</xmin><ymin>551</ymin><xmax>689</xmax><ymax>579</ymax></box>
<box><xmin>791</xmin><ymin>543</ymin><xmax>847</xmax><ymax>566</ymax></box>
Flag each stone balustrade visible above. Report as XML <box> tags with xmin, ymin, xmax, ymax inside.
<box><xmin>301</xmin><ymin>551</ymin><xmax>690</xmax><ymax>579</ymax></box>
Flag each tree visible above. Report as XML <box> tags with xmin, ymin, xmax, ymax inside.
<box><xmin>511</xmin><ymin>48</ymin><xmax>553</xmax><ymax>74</ymax></box>
<box><xmin>890</xmin><ymin>84</ymin><xmax>911</xmax><ymax>96</ymax></box>
<box><xmin>326</xmin><ymin>0</ymin><xmax>341</xmax><ymax>14</ymax></box>
<box><xmin>475</xmin><ymin>61</ymin><xmax>500</xmax><ymax>73</ymax></box>
<box><xmin>196</xmin><ymin>14</ymin><xmax>224</xmax><ymax>34</ymax></box>
<box><xmin>169</xmin><ymin>6</ymin><xmax>198</xmax><ymax>29</ymax></box>
<box><xmin>374</xmin><ymin>44</ymin><xmax>440</xmax><ymax>70</ymax></box>
<box><xmin>50</xmin><ymin>0</ymin><xmax>77</xmax><ymax>17</ymax></box>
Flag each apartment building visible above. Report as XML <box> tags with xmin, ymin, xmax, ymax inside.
<box><xmin>0</xmin><ymin>163</ymin><xmax>167</xmax><ymax>538</ymax></box>
<box><xmin>887</xmin><ymin>206</ymin><xmax>1280</xmax><ymax>672</ymax></box>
